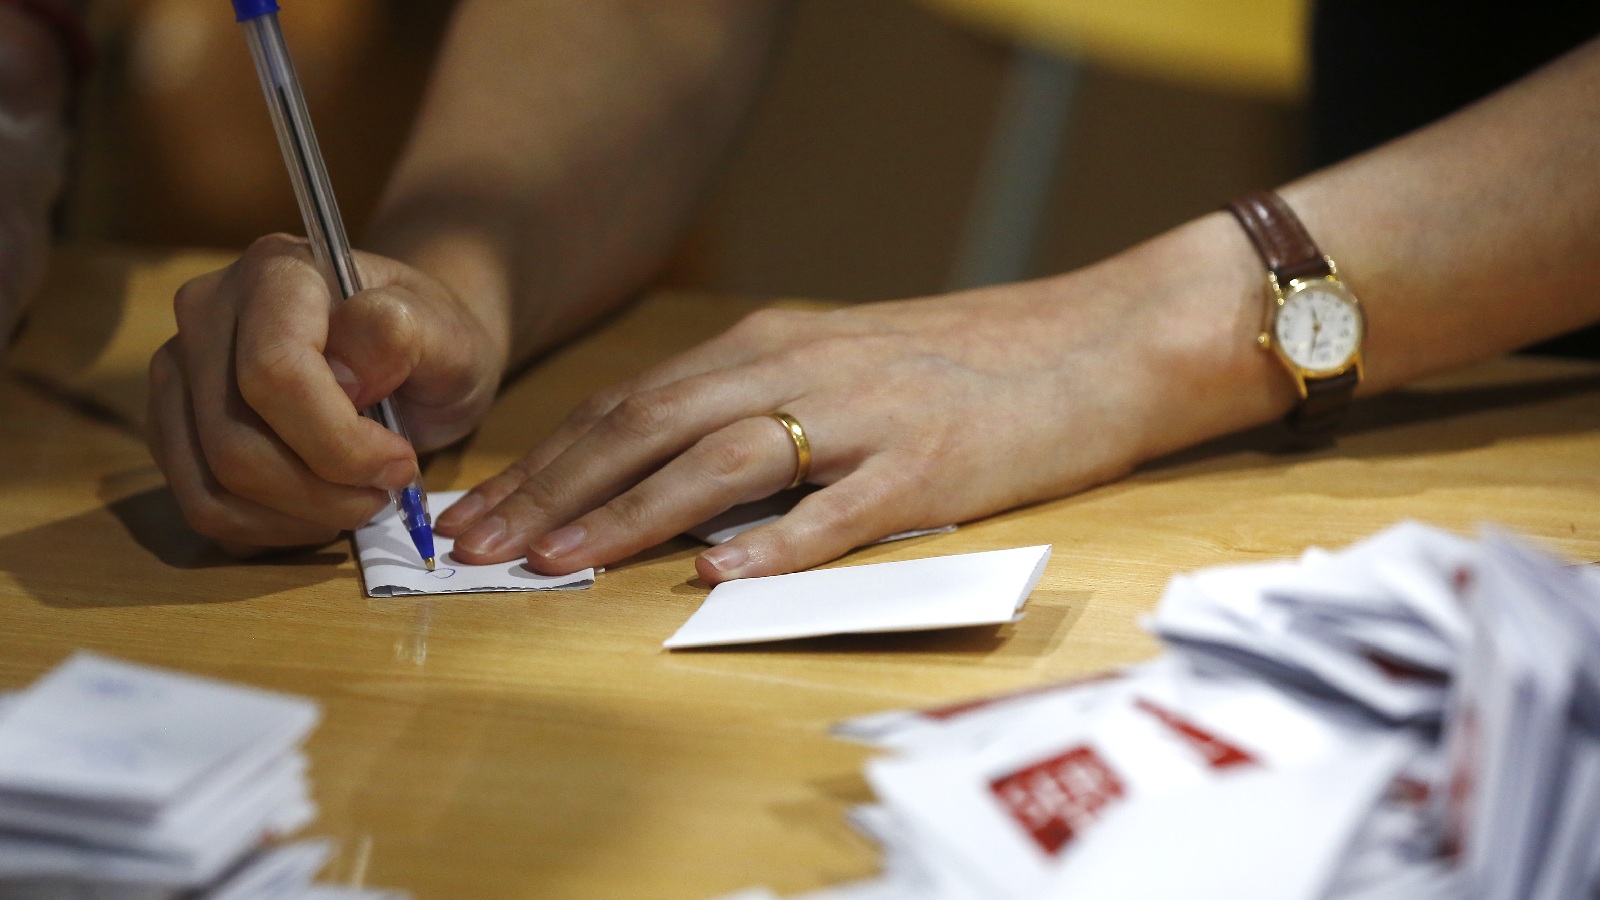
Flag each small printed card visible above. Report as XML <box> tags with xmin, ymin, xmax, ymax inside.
<box><xmin>353</xmin><ymin>490</ymin><xmax>595</xmax><ymax>598</ymax></box>
<box><xmin>664</xmin><ymin>545</ymin><xmax>1052</xmax><ymax>649</ymax></box>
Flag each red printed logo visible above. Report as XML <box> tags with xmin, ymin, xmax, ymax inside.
<box><xmin>1133</xmin><ymin>697</ymin><xmax>1259</xmax><ymax>770</ymax></box>
<box><xmin>989</xmin><ymin>746</ymin><xmax>1126</xmax><ymax>855</ymax></box>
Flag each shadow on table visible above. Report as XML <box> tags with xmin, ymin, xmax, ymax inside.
<box><xmin>0</xmin><ymin>480</ymin><xmax>345</xmax><ymax>609</ymax></box>
<box><xmin>1139</xmin><ymin>370</ymin><xmax>1600</xmax><ymax>480</ymax></box>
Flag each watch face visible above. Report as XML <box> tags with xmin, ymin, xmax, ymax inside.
<box><xmin>1273</xmin><ymin>279</ymin><xmax>1362</xmax><ymax>374</ymax></box>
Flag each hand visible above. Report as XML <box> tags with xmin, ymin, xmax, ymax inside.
<box><xmin>147</xmin><ymin>235</ymin><xmax>508</xmax><ymax>552</ymax></box>
<box><xmin>435</xmin><ymin>216</ymin><xmax>1274</xmax><ymax>583</ymax></box>
<box><xmin>0</xmin><ymin>6</ymin><xmax>72</xmax><ymax>348</ymax></box>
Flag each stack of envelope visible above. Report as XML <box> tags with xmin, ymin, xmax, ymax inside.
<box><xmin>727</xmin><ymin>522</ymin><xmax>1600</xmax><ymax>900</ymax></box>
<box><xmin>0</xmin><ymin>653</ymin><xmax>404</xmax><ymax>899</ymax></box>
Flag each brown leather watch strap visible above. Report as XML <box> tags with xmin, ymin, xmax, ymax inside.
<box><xmin>1226</xmin><ymin>190</ymin><xmax>1361</xmax><ymax>440</ymax></box>
<box><xmin>1287</xmin><ymin>367</ymin><xmax>1359</xmax><ymax>433</ymax></box>
<box><xmin>1225</xmin><ymin>191</ymin><xmax>1331</xmax><ymax>284</ymax></box>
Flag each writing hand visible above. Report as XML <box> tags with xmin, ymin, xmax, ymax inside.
<box><xmin>147</xmin><ymin>235</ymin><xmax>506</xmax><ymax>552</ymax></box>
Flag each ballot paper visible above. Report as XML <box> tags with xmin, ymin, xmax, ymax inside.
<box><xmin>721</xmin><ymin>522</ymin><xmax>1600</xmax><ymax>900</ymax></box>
<box><xmin>687</xmin><ymin>488</ymin><xmax>956</xmax><ymax>546</ymax></box>
<box><xmin>353</xmin><ymin>490</ymin><xmax>594</xmax><ymax>597</ymax></box>
<box><xmin>664</xmin><ymin>545</ymin><xmax>1050</xmax><ymax>649</ymax></box>
<box><xmin>0</xmin><ymin>654</ymin><xmax>405</xmax><ymax>899</ymax></box>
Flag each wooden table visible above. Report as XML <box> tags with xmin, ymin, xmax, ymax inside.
<box><xmin>4</xmin><ymin>247</ymin><xmax>1600</xmax><ymax>899</ymax></box>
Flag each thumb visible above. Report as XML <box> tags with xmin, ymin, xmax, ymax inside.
<box><xmin>322</xmin><ymin>271</ymin><xmax>500</xmax><ymax>452</ymax></box>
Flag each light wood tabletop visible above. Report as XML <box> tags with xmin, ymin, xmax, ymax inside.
<box><xmin>4</xmin><ymin>246</ymin><xmax>1600</xmax><ymax>899</ymax></box>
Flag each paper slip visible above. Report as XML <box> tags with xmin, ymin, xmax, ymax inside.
<box><xmin>0</xmin><ymin>653</ymin><xmax>318</xmax><ymax>816</ymax></box>
<box><xmin>687</xmin><ymin>488</ymin><xmax>955</xmax><ymax>546</ymax></box>
<box><xmin>353</xmin><ymin>491</ymin><xmax>594</xmax><ymax>597</ymax></box>
<box><xmin>664</xmin><ymin>545</ymin><xmax>1050</xmax><ymax>650</ymax></box>
<box><xmin>1038</xmin><ymin>740</ymin><xmax>1418</xmax><ymax>900</ymax></box>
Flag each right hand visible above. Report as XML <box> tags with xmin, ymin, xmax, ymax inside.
<box><xmin>147</xmin><ymin>235</ymin><xmax>507</xmax><ymax>552</ymax></box>
<box><xmin>0</xmin><ymin>4</ymin><xmax>72</xmax><ymax>347</ymax></box>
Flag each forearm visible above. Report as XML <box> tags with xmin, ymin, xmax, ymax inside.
<box><xmin>1095</xmin><ymin>33</ymin><xmax>1600</xmax><ymax>462</ymax></box>
<box><xmin>363</xmin><ymin>0</ymin><xmax>786</xmax><ymax>373</ymax></box>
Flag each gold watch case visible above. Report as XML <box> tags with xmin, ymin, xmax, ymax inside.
<box><xmin>1255</xmin><ymin>256</ymin><xmax>1366</xmax><ymax>398</ymax></box>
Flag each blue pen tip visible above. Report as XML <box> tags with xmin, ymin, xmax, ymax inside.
<box><xmin>399</xmin><ymin>486</ymin><xmax>435</xmax><ymax>568</ymax></box>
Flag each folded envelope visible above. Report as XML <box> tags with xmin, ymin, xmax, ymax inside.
<box><xmin>353</xmin><ymin>490</ymin><xmax>595</xmax><ymax>598</ymax></box>
<box><xmin>663</xmin><ymin>545</ymin><xmax>1051</xmax><ymax>650</ymax></box>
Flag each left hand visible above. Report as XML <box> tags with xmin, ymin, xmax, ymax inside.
<box><xmin>434</xmin><ymin>217</ymin><xmax>1273</xmax><ymax>583</ymax></box>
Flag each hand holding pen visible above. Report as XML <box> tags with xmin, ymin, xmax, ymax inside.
<box><xmin>144</xmin><ymin>2</ymin><xmax>505</xmax><ymax>559</ymax></box>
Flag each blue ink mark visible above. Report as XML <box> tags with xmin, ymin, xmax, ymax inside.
<box><xmin>428</xmin><ymin>567</ymin><xmax>458</xmax><ymax>580</ymax></box>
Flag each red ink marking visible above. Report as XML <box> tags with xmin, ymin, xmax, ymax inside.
<box><xmin>1133</xmin><ymin>697</ymin><xmax>1259</xmax><ymax>770</ymax></box>
<box><xmin>989</xmin><ymin>746</ymin><xmax>1126</xmax><ymax>855</ymax></box>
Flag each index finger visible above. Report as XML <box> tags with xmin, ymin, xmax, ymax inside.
<box><xmin>229</xmin><ymin>236</ymin><xmax>416</xmax><ymax>489</ymax></box>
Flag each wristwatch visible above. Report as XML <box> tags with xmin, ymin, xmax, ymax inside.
<box><xmin>1226</xmin><ymin>191</ymin><xmax>1365</xmax><ymax>435</ymax></box>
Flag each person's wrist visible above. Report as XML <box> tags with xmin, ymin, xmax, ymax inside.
<box><xmin>1115</xmin><ymin>211</ymin><xmax>1303</xmax><ymax>460</ymax></box>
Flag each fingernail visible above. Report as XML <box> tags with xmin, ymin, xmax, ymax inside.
<box><xmin>327</xmin><ymin>356</ymin><xmax>361</xmax><ymax>403</ymax></box>
<box><xmin>375</xmin><ymin>459</ymin><xmax>416</xmax><ymax>492</ymax></box>
<box><xmin>436</xmin><ymin>493</ymin><xmax>485</xmax><ymax>531</ymax></box>
<box><xmin>456</xmin><ymin>515</ymin><xmax>508</xmax><ymax>556</ymax></box>
<box><xmin>531</xmin><ymin>524</ymin><xmax>587</xmax><ymax>559</ymax></box>
<box><xmin>700</xmin><ymin>543</ymin><xmax>748</xmax><ymax>574</ymax></box>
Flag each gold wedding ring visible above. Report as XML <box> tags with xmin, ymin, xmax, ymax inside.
<box><xmin>768</xmin><ymin>411</ymin><xmax>812</xmax><ymax>490</ymax></box>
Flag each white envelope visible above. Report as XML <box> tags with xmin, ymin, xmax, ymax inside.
<box><xmin>663</xmin><ymin>545</ymin><xmax>1051</xmax><ymax>650</ymax></box>
<box><xmin>353</xmin><ymin>491</ymin><xmax>595</xmax><ymax>597</ymax></box>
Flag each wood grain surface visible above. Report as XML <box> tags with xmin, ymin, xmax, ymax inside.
<box><xmin>3</xmin><ymin>246</ymin><xmax>1599</xmax><ymax>898</ymax></box>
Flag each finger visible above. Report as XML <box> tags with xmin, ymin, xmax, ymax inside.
<box><xmin>174</xmin><ymin>280</ymin><xmax>397</xmax><ymax>529</ymax></box>
<box><xmin>451</xmin><ymin>361</ymin><xmax>798</xmax><ymax>561</ymax></box>
<box><xmin>694</xmin><ymin>462</ymin><xmax>919</xmax><ymax>584</ymax></box>
<box><xmin>147</xmin><ymin>343</ymin><xmax>346</xmax><ymax>549</ymax></box>
<box><xmin>520</xmin><ymin>415</ymin><xmax>799</xmax><ymax>574</ymax></box>
<box><xmin>227</xmin><ymin>235</ymin><xmax>416</xmax><ymax>488</ymax></box>
<box><xmin>484</xmin><ymin>307</ymin><xmax>823</xmax><ymax>494</ymax></box>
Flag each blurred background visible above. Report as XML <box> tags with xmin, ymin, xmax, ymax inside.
<box><xmin>67</xmin><ymin>0</ymin><xmax>1309</xmax><ymax>302</ymax></box>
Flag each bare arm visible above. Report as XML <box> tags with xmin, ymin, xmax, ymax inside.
<box><xmin>147</xmin><ymin>1</ymin><xmax>785</xmax><ymax>551</ymax></box>
<box><xmin>365</xmin><ymin>0</ymin><xmax>787</xmax><ymax>371</ymax></box>
<box><xmin>437</xmin><ymin>34</ymin><xmax>1600</xmax><ymax>581</ymax></box>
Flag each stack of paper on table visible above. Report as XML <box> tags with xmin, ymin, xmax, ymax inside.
<box><xmin>720</xmin><ymin>522</ymin><xmax>1600</xmax><ymax>899</ymax></box>
<box><xmin>353</xmin><ymin>490</ymin><xmax>594</xmax><ymax>597</ymax></box>
<box><xmin>0</xmin><ymin>653</ymin><xmax>405</xmax><ymax>899</ymax></box>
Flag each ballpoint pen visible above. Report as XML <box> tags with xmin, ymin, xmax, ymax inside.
<box><xmin>230</xmin><ymin>0</ymin><xmax>436</xmax><ymax>570</ymax></box>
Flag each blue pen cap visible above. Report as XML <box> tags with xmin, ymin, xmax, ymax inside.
<box><xmin>230</xmin><ymin>0</ymin><xmax>280</xmax><ymax>22</ymax></box>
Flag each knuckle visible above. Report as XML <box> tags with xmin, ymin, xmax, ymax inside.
<box><xmin>728</xmin><ymin>307</ymin><xmax>809</xmax><ymax>346</ymax></box>
<box><xmin>695</xmin><ymin>431</ymin><xmax>758</xmax><ymax>481</ymax></box>
<box><xmin>206</xmin><ymin>439</ymin><xmax>266</xmax><ymax>499</ymax></box>
<box><xmin>567</xmin><ymin>385</ymin><xmax>627</xmax><ymax>429</ymax></box>
<box><xmin>510</xmin><ymin>472</ymin><xmax>566</xmax><ymax>516</ymax></box>
<box><xmin>235</xmin><ymin>341</ymin><xmax>305</xmax><ymax>411</ymax></box>
<box><xmin>171</xmin><ymin>279</ymin><xmax>211</xmax><ymax>332</ymax></box>
<box><xmin>606</xmin><ymin>391</ymin><xmax>677</xmax><ymax>441</ymax></box>
<box><xmin>601</xmin><ymin>490</ymin><xmax>652</xmax><ymax>532</ymax></box>
<box><xmin>355</xmin><ymin>289</ymin><xmax>420</xmax><ymax>354</ymax></box>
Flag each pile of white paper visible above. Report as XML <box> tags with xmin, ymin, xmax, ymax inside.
<box><xmin>0</xmin><ymin>653</ymin><xmax>405</xmax><ymax>899</ymax></box>
<box><xmin>725</xmin><ymin>522</ymin><xmax>1600</xmax><ymax>900</ymax></box>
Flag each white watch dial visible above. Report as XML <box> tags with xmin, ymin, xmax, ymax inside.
<box><xmin>1273</xmin><ymin>281</ymin><xmax>1361</xmax><ymax>373</ymax></box>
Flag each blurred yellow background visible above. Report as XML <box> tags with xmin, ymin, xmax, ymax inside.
<box><xmin>70</xmin><ymin>0</ymin><xmax>1309</xmax><ymax>301</ymax></box>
